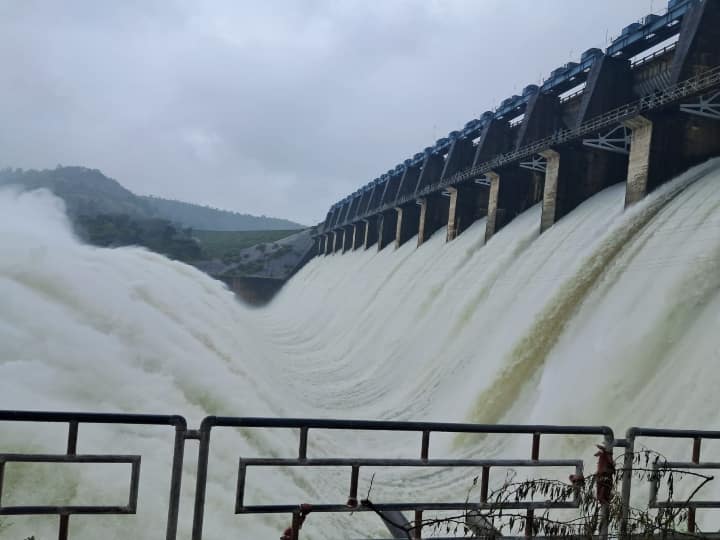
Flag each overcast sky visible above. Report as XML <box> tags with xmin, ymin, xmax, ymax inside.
<box><xmin>1</xmin><ymin>1</ymin><xmax>661</xmax><ymax>225</ymax></box>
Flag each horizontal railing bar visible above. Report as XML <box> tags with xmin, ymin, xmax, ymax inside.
<box><xmin>632</xmin><ymin>42</ymin><xmax>679</xmax><ymax>69</ymax></box>
<box><xmin>0</xmin><ymin>505</ymin><xmax>134</xmax><ymax>515</ymax></box>
<box><xmin>239</xmin><ymin>458</ymin><xmax>581</xmax><ymax>467</ymax></box>
<box><xmin>0</xmin><ymin>410</ymin><xmax>186</xmax><ymax>428</ymax></box>
<box><xmin>653</xmin><ymin>501</ymin><xmax>720</xmax><ymax>509</ymax></box>
<box><xmin>629</xmin><ymin>428</ymin><xmax>720</xmax><ymax>439</ymax></box>
<box><xmin>204</xmin><ymin>416</ymin><xmax>612</xmax><ymax>437</ymax></box>
<box><xmin>0</xmin><ymin>454</ymin><xmax>140</xmax><ymax>464</ymax></box>
<box><xmin>237</xmin><ymin>501</ymin><xmax>579</xmax><ymax>514</ymax></box>
<box><xmin>658</xmin><ymin>461</ymin><xmax>720</xmax><ymax>469</ymax></box>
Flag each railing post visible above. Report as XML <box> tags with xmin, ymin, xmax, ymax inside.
<box><xmin>191</xmin><ymin>425</ymin><xmax>212</xmax><ymax>540</ymax></box>
<box><xmin>688</xmin><ymin>437</ymin><xmax>702</xmax><ymax>533</ymax></box>
<box><xmin>599</xmin><ymin>433</ymin><xmax>615</xmax><ymax>540</ymax></box>
<box><xmin>480</xmin><ymin>466</ymin><xmax>490</xmax><ymax>503</ymax></box>
<box><xmin>291</xmin><ymin>510</ymin><xmax>302</xmax><ymax>540</ymax></box>
<box><xmin>298</xmin><ymin>428</ymin><xmax>308</xmax><ymax>460</ymax></box>
<box><xmin>531</xmin><ymin>433</ymin><xmax>540</xmax><ymax>460</ymax></box>
<box><xmin>421</xmin><ymin>431</ymin><xmax>430</xmax><ymax>460</ymax></box>
<box><xmin>165</xmin><ymin>425</ymin><xmax>186</xmax><ymax>540</ymax></box>
<box><xmin>619</xmin><ymin>432</ymin><xmax>636</xmax><ymax>540</ymax></box>
<box><xmin>525</xmin><ymin>508</ymin><xmax>534</xmax><ymax>538</ymax></box>
<box><xmin>413</xmin><ymin>509</ymin><xmax>423</xmax><ymax>539</ymax></box>
<box><xmin>58</xmin><ymin>421</ymin><xmax>79</xmax><ymax>540</ymax></box>
<box><xmin>347</xmin><ymin>466</ymin><xmax>359</xmax><ymax>507</ymax></box>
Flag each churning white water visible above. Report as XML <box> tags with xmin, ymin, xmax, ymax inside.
<box><xmin>2</xmin><ymin>160</ymin><xmax>720</xmax><ymax>539</ymax></box>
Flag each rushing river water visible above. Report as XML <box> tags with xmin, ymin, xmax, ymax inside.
<box><xmin>2</xmin><ymin>160</ymin><xmax>720</xmax><ymax>539</ymax></box>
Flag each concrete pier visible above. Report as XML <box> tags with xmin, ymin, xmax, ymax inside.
<box><xmin>332</xmin><ymin>230</ymin><xmax>343</xmax><ymax>253</ymax></box>
<box><xmin>484</xmin><ymin>173</ymin><xmax>502</xmax><ymax>242</ymax></box>
<box><xmin>378</xmin><ymin>210</ymin><xmax>398</xmax><ymax>250</ymax></box>
<box><xmin>395</xmin><ymin>203</ymin><xmax>420</xmax><ymax>248</ymax></box>
<box><xmin>324</xmin><ymin>233</ymin><xmax>333</xmax><ymax>255</ymax></box>
<box><xmin>364</xmin><ymin>217</ymin><xmax>378</xmax><ymax>249</ymax></box>
<box><xmin>624</xmin><ymin>116</ymin><xmax>656</xmax><ymax>206</ymax></box>
<box><xmin>342</xmin><ymin>225</ymin><xmax>353</xmax><ymax>252</ymax></box>
<box><xmin>352</xmin><ymin>222</ymin><xmax>365</xmax><ymax>250</ymax></box>
<box><xmin>418</xmin><ymin>194</ymin><xmax>449</xmax><ymax>246</ymax></box>
<box><xmin>485</xmin><ymin>168</ymin><xmax>542</xmax><ymax>242</ymax></box>
<box><xmin>623</xmin><ymin>110</ymin><xmax>720</xmax><ymax>207</ymax></box>
<box><xmin>538</xmin><ymin>146</ymin><xmax>625</xmax><ymax>232</ymax></box>
<box><xmin>446</xmin><ymin>183</ymin><xmax>489</xmax><ymax>241</ymax></box>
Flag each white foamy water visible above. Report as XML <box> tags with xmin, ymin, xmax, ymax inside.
<box><xmin>2</xmin><ymin>160</ymin><xmax>720</xmax><ymax>539</ymax></box>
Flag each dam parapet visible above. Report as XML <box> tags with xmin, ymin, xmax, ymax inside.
<box><xmin>315</xmin><ymin>0</ymin><xmax>720</xmax><ymax>256</ymax></box>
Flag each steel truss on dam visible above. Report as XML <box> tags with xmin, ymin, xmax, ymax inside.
<box><xmin>315</xmin><ymin>0</ymin><xmax>720</xmax><ymax>256</ymax></box>
<box><xmin>3</xmin><ymin>410</ymin><xmax>720</xmax><ymax>540</ymax></box>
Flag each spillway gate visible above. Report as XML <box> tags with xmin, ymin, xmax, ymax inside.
<box><xmin>1</xmin><ymin>410</ymin><xmax>720</xmax><ymax>539</ymax></box>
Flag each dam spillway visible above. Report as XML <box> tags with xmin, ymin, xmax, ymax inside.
<box><xmin>3</xmin><ymin>158</ymin><xmax>720</xmax><ymax>538</ymax></box>
<box><xmin>317</xmin><ymin>0</ymin><xmax>720</xmax><ymax>258</ymax></box>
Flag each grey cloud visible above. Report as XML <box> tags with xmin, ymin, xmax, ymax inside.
<box><xmin>1</xmin><ymin>1</ymin><xmax>656</xmax><ymax>224</ymax></box>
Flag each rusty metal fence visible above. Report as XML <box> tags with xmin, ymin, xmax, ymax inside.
<box><xmin>1</xmin><ymin>410</ymin><xmax>720</xmax><ymax>539</ymax></box>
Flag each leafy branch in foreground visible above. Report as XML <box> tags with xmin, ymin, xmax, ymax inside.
<box><xmin>361</xmin><ymin>447</ymin><xmax>714</xmax><ymax>539</ymax></box>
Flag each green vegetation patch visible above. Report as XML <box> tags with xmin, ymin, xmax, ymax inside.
<box><xmin>193</xmin><ymin>229</ymin><xmax>298</xmax><ymax>260</ymax></box>
<box><xmin>76</xmin><ymin>214</ymin><xmax>202</xmax><ymax>262</ymax></box>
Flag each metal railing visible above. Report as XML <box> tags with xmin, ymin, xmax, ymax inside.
<box><xmin>3</xmin><ymin>410</ymin><xmax>720</xmax><ymax>539</ymax></box>
<box><xmin>631</xmin><ymin>42</ymin><xmax>679</xmax><ymax>70</ymax></box>
<box><xmin>326</xmin><ymin>64</ymin><xmax>720</xmax><ymax>232</ymax></box>
<box><xmin>190</xmin><ymin>417</ymin><xmax>613</xmax><ymax>540</ymax></box>
<box><xmin>619</xmin><ymin>428</ymin><xmax>720</xmax><ymax>537</ymax></box>
<box><xmin>0</xmin><ymin>410</ymin><xmax>186</xmax><ymax>540</ymax></box>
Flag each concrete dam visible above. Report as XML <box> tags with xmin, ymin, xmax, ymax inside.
<box><xmin>316</xmin><ymin>0</ymin><xmax>720</xmax><ymax>258</ymax></box>
<box><xmin>4</xmin><ymin>1</ymin><xmax>720</xmax><ymax>540</ymax></box>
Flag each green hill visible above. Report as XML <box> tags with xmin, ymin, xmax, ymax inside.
<box><xmin>192</xmin><ymin>229</ymin><xmax>299</xmax><ymax>261</ymax></box>
<box><xmin>141</xmin><ymin>196</ymin><xmax>303</xmax><ymax>231</ymax></box>
<box><xmin>0</xmin><ymin>166</ymin><xmax>153</xmax><ymax>218</ymax></box>
<box><xmin>0</xmin><ymin>166</ymin><xmax>314</xmax><ymax>285</ymax></box>
<box><xmin>0</xmin><ymin>166</ymin><xmax>305</xmax><ymax>231</ymax></box>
